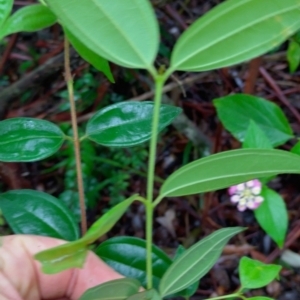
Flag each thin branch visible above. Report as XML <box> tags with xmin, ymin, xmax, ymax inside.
<box><xmin>259</xmin><ymin>67</ymin><xmax>300</xmax><ymax>124</ymax></box>
<box><xmin>64</xmin><ymin>38</ymin><xmax>87</xmax><ymax>235</ymax></box>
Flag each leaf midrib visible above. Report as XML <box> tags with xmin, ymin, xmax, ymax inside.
<box><xmin>87</xmin><ymin>110</ymin><xmax>176</xmax><ymax>135</ymax></box>
<box><xmin>0</xmin><ymin>135</ymin><xmax>63</xmax><ymax>146</ymax></box>
<box><xmin>91</xmin><ymin>0</ymin><xmax>150</xmax><ymax>68</ymax></box>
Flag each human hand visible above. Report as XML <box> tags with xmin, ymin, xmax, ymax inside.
<box><xmin>0</xmin><ymin>235</ymin><xmax>122</xmax><ymax>300</ymax></box>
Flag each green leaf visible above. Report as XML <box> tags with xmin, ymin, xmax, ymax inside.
<box><xmin>254</xmin><ymin>187</ymin><xmax>288</xmax><ymax>248</ymax></box>
<box><xmin>291</xmin><ymin>140</ymin><xmax>300</xmax><ymax>155</ymax></box>
<box><xmin>159</xmin><ymin>227</ymin><xmax>244</xmax><ymax>297</ymax></box>
<box><xmin>35</xmin><ymin>242</ymin><xmax>88</xmax><ymax>274</ymax></box>
<box><xmin>160</xmin><ymin>149</ymin><xmax>300</xmax><ymax>198</ymax></box>
<box><xmin>127</xmin><ymin>289</ymin><xmax>161</xmax><ymax>300</ymax></box>
<box><xmin>287</xmin><ymin>40</ymin><xmax>300</xmax><ymax>73</ymax></box>
<box><xmin>243</xmin><ymin>122</ymin><xmax>274</xmax><ymax>184</ymax></box>
<box><xmin>0</xmin><ymin>190</ymin><xmax>79</xmax><ymax>241</ymax></box>
<box><xmin>173</xmin><ymin>245</ymin><xmax>199</xmax><ymax>298</ymax></box>
<box><xmin>0</xmin><ymin>0</ymin><xmax>13</xmax><ymax>28</ymax></box>
<box><xmin>96</xmin><ymin>236</ymin><xmax>172</xmax><ymax>289</ymax></box>
<box><xmin>242</xmin><ymin>121</ymin><xmax>273</xmax><ymax>149</ymax></box>
<box><xmin>35</xmin><ymin>195</ymin><xmax>137</xmax><ymax>274</ymax></box>
<box><xmin>170</xmin><ymin>0</ymin><xmax>300</xmax><ymax>72</ymax></box>
<box><xmin>0</xmin><ymin>4</ymin><xmax>56</xmax><ymax>38</ymax></box>
<box><xmin>79</xmin><ymin>278</ymin><xmax>141</xmax><ymax>300</ymax></box>
<box><xmin>0</xmin><ymin>118</ymin><xmax>65</xmax><ymax>162</ymax></box>
<box><xmin>86</xmin><ymin>102</ymin><xmax>181</xmax><ymax>147</ymax></box>
<box><xmin>45</xmin><ymin>0</ymin><xmax>159</xmax><ymax>70</ymax></box>
<box><xmin>81</xmin><ymin>195</ymin><xmax>137</xmax><ymax>244</ymax></box>
<box><xmin>64</xmin><ymin>27</ymin><xmax>114</xmax><ymax>83</ymax></box>
<box><xmin>239</xmin><ymin>257</ymin><xmax>281</xmax><ymax>289</ymax></box>
<box><xmin>214</xmin><ymin>94</ymin><xmax>293</xmax><ymax>147</ymax></box>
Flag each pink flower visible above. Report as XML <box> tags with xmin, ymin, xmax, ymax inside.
<box><xmin>228</xmin><ymin>179</ymin><xmax>264</xmax><ymax>212</ymax></box>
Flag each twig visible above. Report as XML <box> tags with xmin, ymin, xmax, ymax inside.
<box><xmin>162</xmin><ymin>93</ymin><xmax>212</xmax><ymax>149</ymax></box>
<box><xmin>0</xmin><ymin>34</ymin><xmax>18</xmax><ymax>74</ymax></box>
<box><xmin>0</xmin><ymin>49</ymin><xmax>75</xmax><ymax>119</ymax></box>
<box><xmin>132</xmin><ymin>73</ymin><xmax>208</xmax><ymax>101</ymax></box>
<box><xmin>265</xmin><ymin>221</ymin><xmax>300</xmax><ymax>263</ymax></box>
<box><xmin>64</xmin><ymin>39</ymin><xmax>87</xmax><ymax>235</ymax></box>
<box><xmin>165</xmin><ymin>4</ymin><xmax>188</xmax><ymax>29</ymax></box>
<box><xmin>243</xmin><ymin>57</ymin><xmax>262</xmax><ymax>94</ymax></box>
<box><xmin>77</xmin><ymin>73</ymin><xmax>209</xmax><ymax>123</ymax></box>
<box><xmin>259</xmin><ymin>67</ymin><xmax>300</xmax><ymax>124</ymax></box>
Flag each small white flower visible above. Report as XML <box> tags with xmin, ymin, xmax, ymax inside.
<box><xmin>228</xmin><ymin>179</ymin><xmax>264</xmax><ymax>212</ymax></box>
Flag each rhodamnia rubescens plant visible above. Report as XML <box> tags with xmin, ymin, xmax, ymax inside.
<box><xmin>1</xmin><ymin>0</ymin><xmax>300</xmax><ymax>299</ymax></box>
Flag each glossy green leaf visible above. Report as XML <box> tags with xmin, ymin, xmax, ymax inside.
<box><xmin>214</xmin><ymin>94</ymin><xmax>293</xmax><ymax>147</ymax></box>
<box><xmin>0</xmin><ymin>0</ymin><xmax>13</xmax><ymax>28</ymax></box>
<box><xmin>45</xmin><ymin>0</ymin><xmax>159</xmax><ymax>70</ymax></box>
<box><xmin>64</xmin><ymin>28</ymin><xmax>114</xmax><ymax>83</ymax></box>
<box><xmin>0</xmin><ymin>190</ymin><xmax>79</xmax><ymax>240</ymax></box>
<box><xmin>242</xmin><ymin>121</ymin><xmax>273</xmax><ymax>149</ymax></box>
<box><xmin>96</xmin><ymin>236</ymin><xmax>172</xmax><ymax>289</ymax></box>
<box><xmin>159</xmin><ymin>227</ymin><xmax>244</xmax><ymax>297</ymax></box>
<box><xmin>35</xmin><ymin>195</ymin><xmax>137</xmax><ymax>274</ymax></box>
<box><xmin>170</xmin><ymin>0</ymin><xmax>300</xmax><ymax>72</ymax></box>
<box><xmin>127</xmin><ymin>289</ymin><xmax>161</xmax><ymax>300</ymax></box>
<box><xmin>86</xmin><ymin>102</ymin><xmax>181</xmax><ymax>147</ymax></box>
<box><xmin>287</xmin><ymin>40</ymin><xmax>300</xmax><ymax>73</ymax></box>
<box><xmin>79</xmin><ymin>278</ymin><xmax>141</xmax><ymax>300</ymax></box>
<box><xmin>0</xmin><ymin>118</ymin><xmax>65</xmax><ymax>162</ymax></box>
<box><xmin>254</xmin><ymin>187</ymin><xmax>288</xmax><ymax>248</ymax></box>
<box><xmin>160</xmin><ymin>149</ymin><xmax>300</xmax><ymax>198</ymax></box>
<box><xmin>0</xmin><ymin>4</ymin><xmax>56</xmax><ymax>38</ymax></box>
<box><xmin>239</xmin><ymin>257</ymin><xmax>281</xmax><ymax>289</ymax></box>
<box><xmin>173</xmin><ymin>245</ymin><xmax>199</xmax><ymax>297</ymax></box>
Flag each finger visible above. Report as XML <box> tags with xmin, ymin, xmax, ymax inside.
<box><xmin>0</xmin><ymin>235</ymin><xmax>122</xmax><ymax>300</ymax></box>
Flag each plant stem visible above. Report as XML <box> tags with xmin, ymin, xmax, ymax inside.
<box><xmin>64</xmin><ymin>38</ymin><xmax>87</xmax><ymax>235</ymax></box>
<box><xmin>146</xmin><ymin>73</ymin><xmax>166</xmax><ymax>289</ymax></box>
